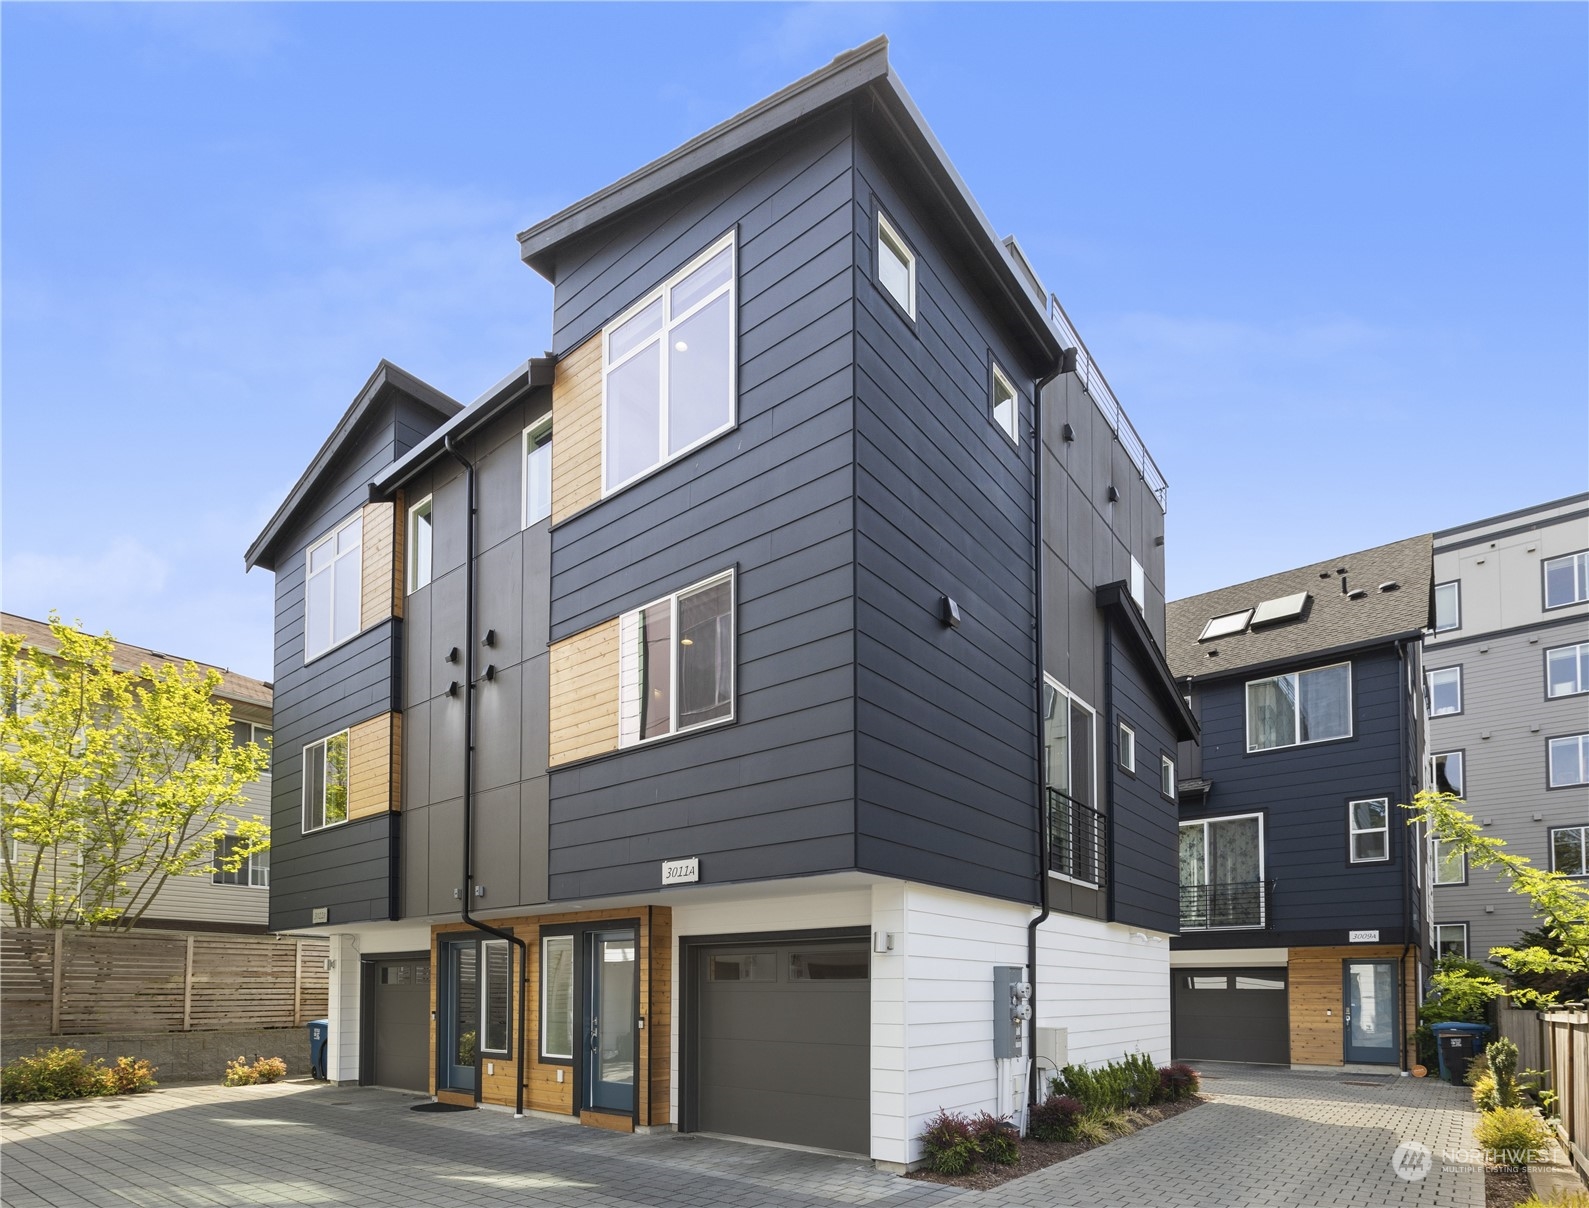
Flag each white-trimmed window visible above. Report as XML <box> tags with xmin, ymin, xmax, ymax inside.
<box><xmin>1349</xmin><ymin>797</ymin><xmax>1390</xmax><ymax>863</ymax></box>
<box><xmin>1427</xmin><ymin>666</ymin><xmax>1462</xmax><ymax>716</ymax></box>
<box><xmin>1118</xmin><ymin>721</ymin><xmax>1136</xmax><ymax>772</ymax></box>
<box><xmin>1129</xmin><ymin>557</ymin><xmax>1146</xmax><ymax>610</ymax></box>
<box><xmin>603</xmin><ymin>233</ymin><xmax>736</xmax><ymax>494</ymax></box>
<box><xmin>1433</xmin><ymin>837</ymin><xmax>1466</xmax><ymax>885</ymax></box>
<box><xmin>1552</xmin><ymin>825</ymin><xmax>1589</xmax><ymax>876</ymax></box>
<box><xmin>1544</xmin><ymin>551</ymin><xmax>1589</xmax><ymax>609</ymax></box>
<box><xmin>301</xmin><ymin>731</ymin><xmax>349</xmax><ymax>833</ymax></box>
<box><xmin>619</xmin><ymin>570</ymin><xmax>735</xmax><ymax>746</ymax></box>
<box><xmin>1434</xmin><ymin>923</ymin><xmax>1468</xmax><ymax>960</ymax></box>
<box><xmin>524</xmin><ymin>416</ymin><xmax>552</xmax><ymax>527</ymax></box>
<box><xmin>1161</xmin><ymin>754</ymin><xmax>1176</xmax><ymax>798</ymax></box>
<box><xmin>212</xmin><ymin>835</ymin><xmax>269</xmax><ymax>888</ymax></box>
<box><xmin>407</xmin><ymin>496</ymin><xmax>433</xmax><ymax>592</ymax></box>
<box><xmin>1433</xmin><ymin>581</ymin><xmax>1460</xmax><ymax>632</ymax></box>
<box><xmin>991</xmin><ymin>363</ymin><xmax>1018</xmax><ymax>444</ymax></box>
<box><xmin>305</xmin><ymin>514</ymin><xmax>363</xmax><ymax>659</ymax></box>
<box><xmin>1547</xmin><ymin>642</ymin><xmax>1589</xmax><ymax>698</ymax></box>
<box><xmin>540</xmin><ymin>934</ymin><xmax>574</xmax><ymax>1060</ymax></box>
<box><xmin>876</xmin><ymin>211</ymin><xmax>916</xmax><ymax>318</ymax></box>
<box><xmin>1246</xmin><ymin>662</ymin><xmax>1352</xmax><ymax>751</ymax></box>
<box><xmin>1549</xmin><ymin>734</ymin><xmax>1589</xmax><ymax>788</ymax></box>
<box><xmin>230</xmin><ymin>721</ymin><xmax>273</xmax><ymax>750</ymax></box>
<box><xmin>1434</xmin><ymin>750</ymin><xmax>1464</xmax><ymax>797</ymax></box>
<box><xmin>1179</xmin><ymin>813</ymin><xmax>1266</xmax><ymax>929</ymax></box>
<box><xmin>481</xmin><ymin>939</ymin><xmax>510</xmax><ymax>1055</ymax></box>
<box><xmin>1043</xmin><ymin>675</ymin><xmax>1099</xmax><ymax>886</ymax></box>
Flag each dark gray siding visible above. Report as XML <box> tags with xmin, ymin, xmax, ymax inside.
<box><xmin>1176</xmin><ymin>648</ymin><xmax>1415</xmax><ymax>948</ymax></box>
<box><xmin>545</xmin><ymin>110</ymin><xmax>859</xmax><ymax>900</ymax></box>
<box><xmin>850</xmin><ymin>128</ymin><xmax>1042</xmax><ymax>904</ymax></box>
<box><xmin>1107</xmin><ymin>624</ymin><xmax>1181</xmax><ymax>933</ymax></box>
<box><xmin>268</xmin><ymin>394</ymin><xmax>440</xmax><ymax>931</ymax></box>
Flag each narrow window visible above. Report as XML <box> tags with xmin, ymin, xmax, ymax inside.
<box><xmin>1432</xmin><ymin>838</ymin><xmax>1465</xmax><ymax>885</ymax></box>
<box><xmin>1426</xmin><ymin>667</ymin><xmax>1462</xmax><ymax>716</ymax></box>
<box><xmin>304</xmin><ymin>514</ymin><xmax>363</xmax><ymax>659</ymax></box>
<box><xmin>876</xmin><ymin>211</ymin><xmax>916</xmax><ymax>319</ymax></box>
<box><xmin>1161</xmin><ymin>754</ymin><xmax>1177</xmax><ymax>799</ymax></box>
<box><xmin>540</xmin><ymin>935</ymin><xmax>574</xmax><ymax>1060</ymax></box>
<box><xmin>1246</xmin><ymin>662</ymin><xmax>1352</xmax><ymax>751</ymax></box>
<box><xmin>1433</xmin><ymin>750</ymin><xmax>1465</xmax><ymax>796</ymax></box>
<box><xmin>618</xmin><ymin>570</ymin><xmax>735</xmax><ymax>746</ymax></box>
<box><xmin>1129</xmin><ymin>557</ymin><xmax>1146</xmax><ymax>610</ymax></box>
<box><xmin>524</xmin><ymin>416</ymin><xmax>552</xmax><ymax>527</ymax></box>
<box><xmin>1433</xmin><ymin>581</ymin><xmax>1460</xmax><ymax>632</ymax></box>
<box><xmin>407</xmin><ymin>496</ymin><xmax>433</xmax><ymax>593</ymax></box>
<box><xmin>301</xmin><ymin>731</ymin><xmax>349</xmax><ymax>833</ymax></box>
<box><xmin>1551</xmin><ymin>825</ymin><xmax>1588</xmax><ymax>876</ymax></box>
<box><xmin>1546</xmin><ymin>642</ymin><xmax>1589</xmax><ymax>698</ymax></box>
<box><xmin>1348</xmin><ymin>797</ymin><xmax>1390</xmax><ymax>863</ymax></box>
<box><xmin>1549</xmin><ymin>735</ymin><xmax>1589</xmax><ymax>788</ymax></box>
<box><xmin>1118</xmin><ymin>722</ymin><xmax>1135</xmax><ymax>772</ymax></box>
<box><xmin>1433</xmin><ymin>923</ymin><xmax>1468</xmax><ymax>959</ymax></box>
<box><xmin>1544</xmin><ymin>551</ymin><xmax>1589</xmax><ymax>609</ymax></box>
<box><xmin>481</xmin><ymin>940</ymin><xmax>510</xmax><ymax>1055</ymax></box>
<box><xmin>991</xmin><ymin>364</ymin><xmax>1018</xmax><ymax>444</ymax></box>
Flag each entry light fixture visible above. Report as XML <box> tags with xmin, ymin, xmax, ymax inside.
<box><xmin>445</xmin><ymin>647</ymin><xmax>459</xmax><ymax>663</ymax></box>
<box><xmin>446</xmin><ymin>681</ymin><xmax>460</xmax><ymax>697</ymax></box>
<box><xmin>1107</xmin><ymin>485</ymin><xmax>1120</xmax><ymax>503</ymax></box>
<box><xmin>1061</xmin><ymin>423</ymin><xmax>1075</xmax><ymax>443</ymax></box>
<box><xmin>481</xmin><ymin>629</ymin><xmax>496</xmax><ymax>648</ymax></box>
<box><xmin>941</xmin><ymin>595</ymin><xmax>961</xmax><ymax>629</ymax></box>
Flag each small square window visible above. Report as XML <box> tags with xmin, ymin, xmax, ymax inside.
<box><xmin>1551</xmin><ymin>825</ymin><xmax>1588</xmax><ymax>876</ymax></box>
<box><xmin>1349</xmin><ymin>797</ymin><xmax>1389</xmax><ymax>863</ymax></box>
<box><xmin>1434</xmin><ymin>923</ymin><xmax>1468</xmax><ymax>960</ymax></box>
<box><xmin>1549</xmin><ymin>735</ymin><xmax>1589</xmax><ymax>788</ymax></box>
<box><xmin>877</xmin><ymin>212</ymin><xmax>916</xmax><ymax>319</ymax></box>
<box><xmin>991</xmin><ymin>364</ymin><xmax>1018</xmax><ymax>444</ymax></box>
<box><xmin>1118</xmin><ymin>722</ymin><xmax>1135</xmax><ymax>773</ymax></box>
<box><xmin>1160</xmin><ymin>754</ymin><xmax>1176</xmax><ymax>799</ymax></box>
<box><xmin>407</xmin><ymin>496</ymin><xmax>433</xmax><ymax>593</ymax></box>
<box><xmin>1433</xmin><ymin>581</ymin><xmax>1460</xmax><ymax>632</ymax></box>
<box><xmin>1546</xmin><ymin>642</ymin><xmax>1589</xmax><ymax>698</ymax></box>
<box><xmin>1426</xmin><ymin>667</ymin><xmax>1462</xmax><ymax>716</ymax></box>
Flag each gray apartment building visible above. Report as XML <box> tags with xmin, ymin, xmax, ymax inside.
<box><xmin>1426</xmin><ymin>494</ymin><xmax>1589</xmax><ymax>963</ymax></box>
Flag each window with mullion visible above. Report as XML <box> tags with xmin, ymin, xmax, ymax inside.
<box><xmin>1433</xmin><ymin>581</ymin><xmax>1461</xmax><ymax>632</ymax></box>
<box><xmin>305</xmin><ymin>513</ymin><xmax>363</xmax><ymax>659</ymax></box>
<box><xmin>1552</xmin><ymin>825</ymin><xmax>1589</xmax><ymax>876</ymax></box>
<box><xmin>301</xmin><ymin>731</ymin><xmax>349</xmax><ymax>833</ymax></box>
<box><xmin>1349</xmin><ymin>797</ymin><xmax>1390</xmax><ymax>863</ymax></box>
<box><xmin>1549</xmin><ymin>734</ymin><xmax>1589</xmax><ymax>788</ymax></box>
<box><xmin>1547</xmin><ymin>642</ymin><xmax>1589</xmax><ymax>698</ymax></box>
<box><xmin>618</xmin><ymin>570</ymin><xmax>735</xmax><ymax>747</ymax></box>
<box><xmin>1246</xmin><ymin>662</ymin><xmax>1352</xmax><ymax>751</ymax></box>
<box><xmin>1544</xmin><ymin>551</ymin><xmax>1589</xmax><ymax>610</ymax></box>
<box><xmin>1432</xmin><ymin>837</ymin><xmax>1465</xmax><ymax>885</ymax></box>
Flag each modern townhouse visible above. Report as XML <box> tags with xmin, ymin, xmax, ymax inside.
<box><xmin>243</xmin><ymin>38</ymin><xmax>1193</xmax><ymax>1165</ymax></box>
<box><xmin>1165</xmin><ymin>537</ymin><xmax>1432</xmax><ymax>1070</ymax></box>
<box><xmin>2</xmin><ymin>612</ymin><xmax>274</xmax><ymax>932</ymax></box>
<box><xmin>1425</xmin><ymin>494</ymin><xmax>1589</xmax><ymax>964</ymax></box>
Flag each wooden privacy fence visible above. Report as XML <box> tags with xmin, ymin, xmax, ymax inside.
<box><xmin>1</xmin><ymin>927</ymin><xmax>329</xmax><ymax>1035</ymax></box>
<box><xmin>1496</xmin><ymin>1003</ymin><xmax>1589</xmax><ymax>1179</ymax></box>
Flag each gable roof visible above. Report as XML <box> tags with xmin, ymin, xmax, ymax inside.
<box><xmin>244</xmin><ymin>361</ymin><xmax>460</xmax><ymax>572</ymax></box>
<box><xmin>515</xmin><ymin>36</ymin><xmax>1061</xmax><ymax>367</ymax></box>
<box><xmin>1166</xmin><ymin>533</ymin><xmax>1434</xmax><ymax>683</ymax></box>
<box><xmin>1096</xmin><ymin>583</ymin><xmax>1198</xmax><ymax>741</ymax></box>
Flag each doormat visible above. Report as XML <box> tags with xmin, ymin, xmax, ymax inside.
<box><xmin>410</xmin><ymin>1102</ymin><xmax>475</xmax><ymax>1113</ymax></box>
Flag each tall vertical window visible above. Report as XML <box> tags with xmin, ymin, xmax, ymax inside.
<box><xmin>481</xmin><ymin>940</ymin><xmax>510</xmax><ymax>1055</ymax></box>
<box><xmin>301</xmin><ymin>731</ymin><xmax>349</xmax><ymax>833</ymax></box>
<box><xmin>990</xmin><ymin>364</ymin><xmax>1018</xmax><ymax>443</ymax></box>
<box><xmin>540</xmin><ymin>935</ymin><xmax>574</xmax><ymax>1060</ymax></box>
<box><xmin>407</xmin><ymin>496</ymin><xmax>433</xmax><ymax>592</ymax></box>
<box><xmin>1547</xmin><ymin>642</ymin><xmax>1589</xmax><ymax>698</ymax></box>
<box><xmin>1117</xmin><ymin>722</ymin><xmax>1136</xmax><ymax>772</ymax></box>
<box><xmin>1161</xmin><ymin>754</ymin><xmax>1177</xmax><ymax>799</ymax></box>
<box><xmin>1433</xmin><ymin>924</ymin><xmax>1468</xmax><ymax>959</ymax></box>
<box><xmin>1433</xmin><ymin>750</ymin><xmax>1465</xmax><ymax>796</ymax></box>
<box><xmin>603</xmin><ymin>233</ymin><xmax>735</xmax><ymax>494</ymax></box>
<box><xmin>305</xmin><ymin>514</ymin><xmax>363</xmax><ymax>658</ymax></box>
<box><xmin>876</xmin><ymin>211</ymin><xmax>916</xmax><ymax>318</ymax></box>
<box><xmin>1548</xmin><ymin>734</ymin><xmax>1589</xmax><ymax>788</ymax></box>
<box><xmin>1433</xmin><ymin>581</ymin><xmax>1460</xmax><ymax>632</ymax></box>
<box><xmin>524</xmin><ymin>417</ymin><xmax>552</xmax><ymax>527</ymax></box>
<box><xmin>1432</xmin><ymin>838</ymin><xmax>1466</xmax><ymax>885</ymax></box>
<box><xmin>1246</xmin><ymin>662</ymin><xmax>1352</xmax><ymax>751</ymax></box>
<box><xmin>1426</xmin><ymin>667</ymin><xmax>1463</xmax><ymax>716</ymax></box>
<box><xmin>1348</xmin><ymin>797</ymin><xmax>1390</xmax><ymax>863</ymax></box>
<box><xmin>1043</xmin><ymin>677</ymin><xmax>1098</xmax><ymax>885</ymax></box>
<box><xmin>618</xmin><ymin>570</ymin><xmax>735</xmax><ymax>746</ymax></box>
<box><xmin>1552</xmin><ymin>826</ymin><xmax>1589</xmax><ymax>876</ymax></box>
<box><xmin>212</xmin><ymin>835</ymin><xmax>269</xmax><ymax>887</ymax></box>
<box><xmin>1544</xmin><ymin>551</ymin><xmax>1589</xmax><ymax>609</ymax></box>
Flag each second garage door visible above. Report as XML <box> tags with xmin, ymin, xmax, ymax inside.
<box><xmin>693</xmin><ymin>937</ymin><xmax>869</xmax><ymax>1154</ymax></box>
<box><xmin>367</xmin><ymin>957</ymin><xmax>431</xmax><ymax>1091</ymax></box>
<box><xmin>1172</xmin><ymin>966</ymin><xmax>1290</xmax><ymax>1065</ymax></box>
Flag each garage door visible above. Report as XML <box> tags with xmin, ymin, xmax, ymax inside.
<box><xmin>368</xmin><ymin>958</ymin><xmax>430</xmax><ymax>1091</ymax></box>
<box><xmin>1172</xmin><ymin>967</ymin><xmax>1289</xmax><ymax>1065</ymax></box>
<box><xmin>694</xmin><ymin>938</ymin><xmax>869</xmax><ymax>1153</ymax></box>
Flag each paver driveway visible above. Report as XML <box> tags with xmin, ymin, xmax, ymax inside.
<box><xmin>0</xmin><ymin>1064</ymin><xmax>1483</xmax><ymax>1207</ymax></box>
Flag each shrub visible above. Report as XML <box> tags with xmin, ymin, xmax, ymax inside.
<box><xmin>1</xmin><ymin>1047</ymin><xmax>114</xmax><ymax>1102</ymax></box>
<box><xmin>971</xmin><ymin>1112</ymin><xmax>1019</xmax><ymax>1166</ymax></box>
<box><xmin>920</xmin><ymin>1109</ymin><xmax>980</xmax><ymax>1176</ymax></box>
<box><xmin>1028</xmin><ymin>1093</ymin><xmax>1083</xmax><ymax>1142</ymax></box>
<box><xmin>1121</xmin><ymin>1052</ymin><xmax>1162</xmax><ymax>1106</ymax></box>
<box><xmin>1103</xmin><ymin>1109</ymin><xmax>1138</xmax><ymax>1136</ymax></box>
<box><xmin>1517</xmin><ymin>1192</ymin><xmax>1589</xmax><ymax>1208</ymax></box>
<box><xmin>222</xmin><ymin>1056</ymin><xmax>260</xmax><ymax>1087</ymax></box>
<box><xmin>1074</xmin><ymin>1111</ymin><xmax>1114</xmax><ymax>1145</ymax></box>
<box><xmin>1472</xmin><ymin>1073</ymin><xmax>1500</xmax><ymax>1113</ymax></box>
<box><xmin>1053</xmin><ymin>1055</ymin><xmax>1149</xmax><ymax>1114</ymax></box>
<box><xmin>1158</xmin><ymin>1063</ymin><xmax>1200</xmax><ymax>1101</ymax></box>
<box><xmin>1473</xmin><ymin>1107</ymin><xmax>1550</xmax><ymax>1168</ymax></box>
<box><xmin>104</xmin><ymin>1057</ymin><xmax>158</xmax><ymax>1095</ymax></box>
<box><xmin>252</xmin><ymin>1057</ymin><xmax>287</xmax><ymax>1084</ymax></box>
<box><xmin>1465</xmin><ymin>1051</ymin><xmax>1491</xmax><ymax>1087</ymax></box>
<box><xmin>1487</xmin><ymin>1038</ymin><xmax>1522</xmax><ymax>1109</ymax></box>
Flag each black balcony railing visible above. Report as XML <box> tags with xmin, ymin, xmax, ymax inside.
<box><xmin>1047</xmin><ymin>787</ymin><xmax>1106</xmax><ymax>889</ymax></box>
<box><xmin>1179</xmin><ymin>880</ymin><xmax>1271</xmax><ymax>930</ymax></box>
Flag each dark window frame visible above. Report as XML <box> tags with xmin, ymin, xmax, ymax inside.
<box><xmin>1546</xmin><ymin>733</ymin><xmax>1589</xmax><ymax>790</ymax></box>
<box><xmin>1549</xmin><ymin>824</ymin><xmax>1589</xmax><ymax>876</ymax></box>
<box><xmin>1544</xmin><ymin>640</ymin><xmax>1589</xmax><ymax>700</ymax></box>
<box><xmin>1543</xmin><ymin>549</ymin><xmax>1589</xmax><ymax>612</ymax></box>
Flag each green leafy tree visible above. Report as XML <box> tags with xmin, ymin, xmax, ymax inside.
<box><xmin>1405</xmin><ymin>789</ymin><xmax>1589</xmax><ymax>1008</ymax></box>
<box><xmin>0</xmin><ymin>615</ymin><xmax>268</xmax><ymax>931</ymax></box>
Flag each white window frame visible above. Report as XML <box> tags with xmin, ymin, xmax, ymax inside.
<box><xmin>990</xmin><ymin>362</ymin><xmax>1019</xmax><ymax>444</ymax></box>
<box><xmin>1433</xmin><ymin>581</ymin><xmax>1461</xmax><ymax>632</ymax></box>
<box><xmin>1544</xmin><ymin>550</ymin><xmax>1589</xmax><ymax>610</ymax></box>
<box><xmin>523</xmin><ymin>414</ymin><xmax>553</xmax><ymax>528</ymax></box>
<box><xmin>1179</xmin><ymin>812</ymin><xmax>1267</xmax><ymax>930</ymax></box>
<box><xmin>1433</xmin><ymin>923</ymin><xmax>1469</xmax><ymax>960</ymax></box>
<box><xmin>1549</xmin><ymin>734</ymin><xmax>1589</xmax><ymax>788</ymax></box>
<box><xmin>540</xmin><ymin>934</ymin><xmax>574</xmax><ymax>1060</ymax></box>
<box><xmin>1043</xmin><ymin>674</ymin><xmax>1100</xmax><ymax>888</ymax></box>
<box><xmin>618</xmin><ymin>568</ymin><xmax>736</xmax><ymax>748</ymax></box>
<box><xmin>1432</xmin><ymin>836</ymin><xmax>1466</xmax><ymax>885</ymax></box>
<box><xmin>480</xmin><ymin>938</ymin><xmax>510</xmax><ymax>1056</ymax></box>
<box><xmin>211</xmin><ymin>834</ymin><xmax>270</xmax><ymax>889</ymax></box>
<box><xmin>406</xmin><ymin>495</ymin><xmax>433</xmax><ymax>594</ymax></box>
<box><xmin>1245</xmin><ymin>661</ymin><xmax>1354</xmax><ymax>752</ymax></box>
<box><xmin>1118</xmin><ymin>721</ymin><xmax>1136</xmax><ymax>772</ymax></box>
<box><xmin>1551</xmin><ymin>825</ymin><xmax>1589</xmax><ymax>877</ymax></box>
<box><xmin>876</xmin><ymin>211</ymin><xmax>916</xmax><ymax>319</ymax></box>
<box><xmin>1426</xmin><ymin>666</ymin><xmax>1463</xmax><ymax>716</ymax></box>
<box><xmin>1546</xmin><ymin>642</ymin><xmax>1589</xmax><ymax>698</ymax></box>
<box><xmin>1161</xmin><ymin>754</ymin><xmax>1176</xmax><ymax>799</ymax></box>
<box><xmin>1433</xmin><ymin>749</ymin><xmax>1465</xmax><ymax>797</ymax></box>
<box><xmin>304</xmin><ymin>512</ymin><xmax>364</xmax><ymax>660</ymax></box>
<box><xmin>1129</xmin><ymin>556</ymin><xmax>1146</xmax><ymax>610</ymax></box>
<box><xmin>601</xmin><ymin>232</ymin><xmax>737</xmax><ymax>497</ymax></box>
<box><xmin>301</xmin><ymin>729</ymin><xmax>350</xmax><ymax>834</ymax></box>
<box><xmin>1348</xmin><ymin>796</ymin><xmax>1391</xmax><ymax>864</ymax></box>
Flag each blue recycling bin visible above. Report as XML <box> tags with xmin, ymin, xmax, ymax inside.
<box><xmin>1432</xmin><ymin>1021</ymin><xmax>1490</xmax><ymax>1083</ymax></box>
<box><xmin>308</xmin><ymin>1019</ymin><xmax>330</xmax><ymax>1080</ymax></box>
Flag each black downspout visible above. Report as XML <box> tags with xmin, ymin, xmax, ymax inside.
<box><xmin>1397</xmin><ymin>635</ymin><xmax>1413</xmax><ymax>1074</ymax></box>
<box><xmin>443</xmin><ymin>434</ymin><xmax>529</xmax><ymax>1117</ymax></box>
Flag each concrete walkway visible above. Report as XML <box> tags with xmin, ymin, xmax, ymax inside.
<box><xmin>0</xmin><ymin>1065</ymin><xmax>1484</xmax><ymax>1208</ymax></box>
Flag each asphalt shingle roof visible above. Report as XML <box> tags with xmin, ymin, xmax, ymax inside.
<box><xmin>1165</xmin><ymin>533</ymin><xmax>1433</xmax><ymax>682</ymax></box>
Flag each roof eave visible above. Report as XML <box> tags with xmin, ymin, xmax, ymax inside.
<box><xmin>1174</xmin><ymin>628</ymin><xmax>1427</xmax><ymax>688</ymax></box>
<box><xmin>1096</xmin><ymin>582</ymin><xmax>1199</xmax><ymax>741</ymax></box>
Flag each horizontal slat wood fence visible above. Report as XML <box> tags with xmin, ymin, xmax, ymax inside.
<box><xmin>2</xmin><ymin>927</ymin><xmax>328</xmax><ymax>1035</ymax></box>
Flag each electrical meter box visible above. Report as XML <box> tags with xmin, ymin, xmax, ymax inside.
<box><xmin>993</xmin><ymin>966</ymin><xmax>1032</xmax><ymax>1059</ymax></box>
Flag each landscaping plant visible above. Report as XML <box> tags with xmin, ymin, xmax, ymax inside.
<box><xmin>1158</xmin><ymin>1063</ymin><xmax>1200</xmax><ymax>1102</ymax></box>
<box><xmin>1472</xmin><ymin>1106</ymin><xmax>1550</xmax><ymax>1168</ymax></box>
<box><xmin>104</xmin><ymin>1057</ymin><xmax>158</xmax><ymax>1095</ymax></box>
<box><xmin>1</xmin><ymin>1047</ymin><xmax>157</xmax><ymax>1102</ymax></box>
<box><xmin>223</xmin><ymin>1055</ymin><xmax>287</xmax><ymax>1087</ymax></box>
<box><xmin>971</xmin><ymin>1112</ymin><xmax>1020</xmax><ymax>1165</ymax></box>
<box><xmin>1073</xmin><ymin>1111</ymin><xmax>1114</xmax><ymax>1145</ymax></box>
<box><xmin>920</xmin><ymin>1109</ymin><xmax>981</xmax><ymax>1176</ymax></box>
<box><xmin>1027</xmin><ymin>1093</ymin><xmax>1083</xmax><ymax>1142</ymax></box>
<box><xmin>1051</xmin><ymin>1052</ymin><xmax>1163</xmax><ymax>1114</ymax></box>
<box><xmin>1486</xmin><ymin>1037</ymin><xmax>1523</xmax><ymax>1109</ymax></box>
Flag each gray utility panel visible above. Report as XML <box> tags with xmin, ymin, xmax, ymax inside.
<box><xmin>368</xmin><ymin>957</ymin><xmax>430</xmax><ymax>1092</ymax></box>
<box><xmin>1171</xmin><ymin>967</ymin><xmax>1289</xmax><ymax>1065</ymax></box>
<box><xmin>694</xmin><ymin>938</ymin><xmax>869</xmax><ymax>1153</ymax></box>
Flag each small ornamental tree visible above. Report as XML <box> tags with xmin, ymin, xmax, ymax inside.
<box><xmin>0</xmin><ymin>615</ymin><xmax>268</xmax><ymax>931</ymax></box>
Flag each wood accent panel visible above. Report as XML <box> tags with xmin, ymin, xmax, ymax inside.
<box><xmin>360</xmin><ymin>501</ymin><xmax>399</xmax><ymax>630</ymax></box>
<box><xmin>347</xmin><ymin>713</ymin><xmax>399</xmax><ymax>820</ymax></box>
<box><xmin>548</xmin><ymin>619</ymin><xmax>619</xmax><ymax>766</ymax></box>
<box><xmin>1289</xmin><ymin>945</ymin><xmax>1419</xmax><ymax>1067</ymax></box>
<box><xmin>580</xmin><ymin>1109</ymin><xmax>634</xmax><ymax>1133</ymax></box>
<box><xmin>435</xmin><ymin>1089</ymin><xmax>475</xmax><ymax>1108</ymax></box>
<box><xmin>648</xmin><ymin>908</ymin><xmax>672</xmax><ymax>1124</ymax></box>
<box><xmin>550</xmin><ymin>334</ymin><xmax>603</xmax><ymax>524</ymax></box>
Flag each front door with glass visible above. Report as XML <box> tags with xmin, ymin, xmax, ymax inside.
<box><xmin>439</xmin><ymin>938</ymin><xmax>479</xmax><ymax>1092</ymax></box>
<box><xmin>1343</xmin><ymin>959</ymin><xmax>1399</xmax><ymax>1064</ymax></box>
<box><xmin>586</xmin><ymin>928</ymin><xmax>638</xmax><ymax>1114</ymax></box>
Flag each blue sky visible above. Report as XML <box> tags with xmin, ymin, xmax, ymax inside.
<box><xmin>4</xmin><ymin>3</ymin><xmax>1584</xmax><ymax>680</ymax></box>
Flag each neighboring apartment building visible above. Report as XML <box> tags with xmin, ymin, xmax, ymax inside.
<box><xmin>1425</xmin><ymin>494</ymin><xmax>1589</xmax><ymax>963</ymax></box>
<box><xmin>243</xmin><ymin>38</ymin><xmax>1194</xmax><ymax>1165</ymax></box>
<box><xmin>2</xmin><ymin>612</ymin><xmax>273</xmax><ymax>932</ymax></box>
<box><xmin>1165</xmin><ymin>537</ymin><xmax>1432</xmax><ymax>1070</ymax></box>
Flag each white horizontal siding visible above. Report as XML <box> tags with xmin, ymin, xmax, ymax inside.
<box><xmin>325</xmin><ymin>922</ymin><xmax>433</xmax><ymax>1085</ymax></box>
<box><xmin>1036</xmin><ymin>913</ymin><xmax>1171</xmax><ymax>1069</ymax></box>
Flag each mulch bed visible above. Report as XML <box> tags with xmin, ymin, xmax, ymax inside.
<box><xmin>1483</xmin><ymin>1165</ymin><xmax>1534</xmax><ymax>1208</ymax></box>
<box><xmin>905</xmin><ymin>1097</ymin><xmax>1206</xmax><ymax>1191</ymax></box>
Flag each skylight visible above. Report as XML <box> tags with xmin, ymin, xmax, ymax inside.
<box><xmin>1199</xmin><ymin>609</ymin><xmax>1253</xmax><ymax>642</ymax></box>
<box><xmin>1251</xmin><ymin>591</ymin><xmax>1310</xmax><ymax>627</ymax></box>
